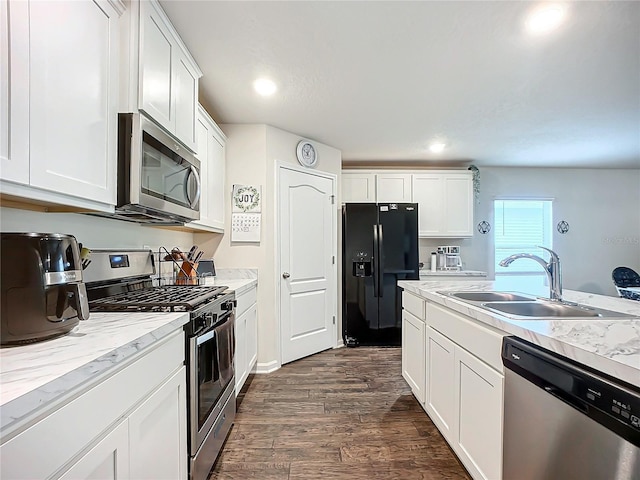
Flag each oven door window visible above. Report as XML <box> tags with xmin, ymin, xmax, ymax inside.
<box><xmin>196</xmin><ymin>330</ymin><xmax>223</xmax><ymax>429</ymax></box>
<box><xmin>141</xmin><ymin>132</ymin><xmax>198</xmax><ymax>208</ymax></box>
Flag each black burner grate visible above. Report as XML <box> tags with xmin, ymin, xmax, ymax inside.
<box><xmin>89</xmin><ymin>285</ymin><xmax>228</xmax><ymax>312</ymax></box>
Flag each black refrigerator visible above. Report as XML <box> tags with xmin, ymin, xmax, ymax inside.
<box><xmin>342</xmin><ymin>203</ymin><xmax>419</xmax><ymax>347</ymax></box>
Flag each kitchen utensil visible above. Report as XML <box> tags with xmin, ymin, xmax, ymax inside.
<box><xmin>187</xmin><ymin>245</ymin><xmax>198</xmax><ymax>261</ymax></box>
<box><xmin>193</xmin><ymin>250</ymin><xmax>204</xmax><ymax>264</ymax></box>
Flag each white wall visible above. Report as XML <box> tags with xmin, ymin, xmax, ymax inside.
<box><xmin>455</xmin><ymin>167</ymin><xmax>640</xmax><ymax>296</ymax></box>
<box><xmin>0</xmin><ymin>207</ymin><xmax>195</xmax><ymax>251</ymax></box>
<box><xmin>212</xmin><ymin>124</ymin><xmax>342</xmax><ymax>370</ymax></box>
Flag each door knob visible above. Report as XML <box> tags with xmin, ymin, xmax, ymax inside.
<box><xmin>282</xmin><ymin>272</ymin><xmax>290</xmax><ymax>279</ymax></box>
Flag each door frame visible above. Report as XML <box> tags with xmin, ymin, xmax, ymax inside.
<box><xmin>275</xmin><ymin>162</ymin><xmax>338</xmax><ymax>366</ymax></box>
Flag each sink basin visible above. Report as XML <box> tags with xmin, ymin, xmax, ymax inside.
<box><xmin>481</xmin><ymin>301</ymin><xmax>634</xmax><ymax>320</ymax></box>
<box><xmin>448</xmin><ymin>291</ymin><xmax>532</xmax><ymax>302</ymax></box>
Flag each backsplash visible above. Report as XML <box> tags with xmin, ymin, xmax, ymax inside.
<box><xmin>0</xmin><ymin>207</ymin><xmax>195</xmax><ymax>252</ymax></box>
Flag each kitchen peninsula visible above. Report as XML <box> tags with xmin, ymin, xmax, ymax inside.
<box><xmin>399</xmin><ymin>279</ymin><xmax>640</xmax><ymax>480</ymax></box>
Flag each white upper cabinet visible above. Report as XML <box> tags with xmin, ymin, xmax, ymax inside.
<box><xmin>1</xmin><ymin>0</ymin><xmax>29</xmax><ymax>185</ymax></box>
<box><xmin>187</xmin><ymin>105</ymin><xmax>226</xmax><ymax>232</ymax></box>
<box><xmin>412</xmin><ymin>171</ymin><xmax>474</xmax><ymax>238</ymax></box>
<box><xmin>134</xmin><ymin>0</ymin><xmax>201</xmax><ymax>153</ymax></box>
<box><xmin>341</xmin><ymin>171</ymin><xmax>376</xmax><ymax>202</ymax></box>
<box><xmin>1</xmin><ymin>0</ymin><xmax>123</xmax><ymax>210</ymax></box>
<box><xmin>376</xmin><ymin>173</ymin><xmax>412</xmax><ymax>202</ymax></box>
<box><xmin>343</xmin><ymin>169</ymin><xmax>474</xmax><ymax>237</ymax></box>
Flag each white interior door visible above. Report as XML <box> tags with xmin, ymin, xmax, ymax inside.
<box><xmin>279</xmin><ymin>166</ymin><xmax>336</xmax><ymax>365</ymax></box>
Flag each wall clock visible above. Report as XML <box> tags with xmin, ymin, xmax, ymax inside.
<box><xmin>296</xmin><ymin>141</ymin><xmax>318</xmax><ymax>168</ymax></box>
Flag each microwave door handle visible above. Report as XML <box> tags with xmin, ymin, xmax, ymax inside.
<box><xmin>185</xmin><ymin>165</ymin><xmax>201</xmax><ymax>209</ymax></box>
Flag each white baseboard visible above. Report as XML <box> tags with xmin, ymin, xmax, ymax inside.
<box><xmin>334</xmin><ymin>340</ymin><xmax>345</xmax><ymax>349</ymax></box>
<box><xmin>255</xmin><ymin>360</ymin><xmax>280</xmax><ymax>374</ymax></box>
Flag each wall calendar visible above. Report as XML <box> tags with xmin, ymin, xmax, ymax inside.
<box><xmin>231</xmin><ymin>185</ymin><xmax>261</xmax><ymax>243</ymax></box>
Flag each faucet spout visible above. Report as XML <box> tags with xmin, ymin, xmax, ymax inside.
<box><xmin>498</xmin><ymin>247</ymin><xmax>562</xmax><ymax>301</ymax></box>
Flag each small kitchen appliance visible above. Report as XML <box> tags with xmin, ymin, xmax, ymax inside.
<box><xmin>1</xmin><ymin>233</ymin><xmax>90</xmax><ymax>346</ymax></box>
<box><xmin>84</xmin><ymin>249</ymin><xmax>235</xmax><ymax>480</ymax></box>
<box><xmin>94</xmin><ymin>113</ymin><xmax>201</xmax><ymax>225</ymax></box>
<box><xmin>437</xmin><ymin>245</ymin><xmax>462</xmax><ymax>271</ymax></box>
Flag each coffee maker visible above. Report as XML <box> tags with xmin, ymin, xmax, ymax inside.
<box><xmin>437</xmin><ymin>245</ymin><xmax>462</xmax><ymax>271</ymax></box>
<box><xmin>1</xmin><ymin>233</ymin><xmax>90</xmax><ymax>345</ymax></box>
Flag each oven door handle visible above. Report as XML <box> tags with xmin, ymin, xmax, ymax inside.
<box><xmin>196</xmin><ymin>328</ymin><xmax>215</xmax><ymax>346</ymax></box>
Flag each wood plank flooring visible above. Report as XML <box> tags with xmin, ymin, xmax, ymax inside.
<box><xmin>208</xmin><ymin>347</ymin><xmax>471</xmax><ymax>480</ymax></box>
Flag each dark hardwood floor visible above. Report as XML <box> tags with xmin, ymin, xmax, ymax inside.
<box><xmin>208</xmin><ymin>347</ymin><xmax>471</xmax><ymax>480</ymax></box>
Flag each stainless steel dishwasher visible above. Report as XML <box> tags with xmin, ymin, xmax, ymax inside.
<box><xmin>502</xmin><ymin>337</ymin><xmax>640</xmax><ymax>480</ymax></box>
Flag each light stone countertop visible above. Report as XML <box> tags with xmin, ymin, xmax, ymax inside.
<box><xmin>398</xmin><ymin>280</ymin><xmax>640</xmax><ymax>387</ymax></box>
<box><xmin>0</xmin><ymin>312</ymin><xmax>189</xmax><ymax>438</ymax></box>
<box><xmin>201</xmin><ymin>268</ymin><xmax>258</xmax><ymax>295</ymax></box>
<box><xmin>0</xmin><ymin>272</ymin><xmax>259</xmax><ymax>439</ymax></box>
<box><xmin>419</xmin><ymin>270</ymin><xmax>487</xmax><ymax>277</ymax></box>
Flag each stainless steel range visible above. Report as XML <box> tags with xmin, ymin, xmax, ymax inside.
<box><xmin>84</xmin><ymin>249</ymin><xmax>235</xmax><ymax>480</ymax></box>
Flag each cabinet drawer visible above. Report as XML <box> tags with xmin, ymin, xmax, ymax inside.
<box><xmin>236</xmin><ymin>286</ymin><xmax>257</xmax><ymax>318</ymax></box>
<box><xmin>402</xmin><ymin>291</ymin><xmax>425</xmax><ymax>321</ymax></box>
<box><xmin>427</xmin><ymin>302</ymin><xmax>505</xmax><ymax>372</ymax></box>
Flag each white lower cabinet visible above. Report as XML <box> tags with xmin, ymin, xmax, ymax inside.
<box><xmin>58</xmin><ymin>420</ymin><xmax>129</xmax><ymax>480</ymax></box>
<box><xmin>425</xmin><ymin>326</ymin><xmax>455</xmax><ymax>440</ymax></box>
<box><xmin>235</xmin><ymin>284</ymin><xmax>258</xmax><ymax>393</ymax></box>
<box><xmin>129</xmin><ymin>367</ymin><xmax>188</xmax><ymax>480</ymax></box>
<box><xmin>401</xmin><ymin>310</ymin><xmax>425</xmax><ymax>403</ymax></box>
<box><xmin>0</xmin><ymin>331</ymin><xmax>187</xmax><ymax>480</ymax></box>
<box><xmin>454</xmin><ymin>346</ymin><xmax>503</xmax><ymax>480</ymax></box>
<box><xmin>401</xmin><ymin>294</ymin><xmax>505</xmax><ymax>480</ymax></box>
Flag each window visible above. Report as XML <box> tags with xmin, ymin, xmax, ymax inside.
<box><xmin>494</xmin><ymin>199</ymin><xmax>553</xmax><ymax>275</ymax></box>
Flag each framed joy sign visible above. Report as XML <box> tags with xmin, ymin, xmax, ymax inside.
<box><xmin>231</xmin><ymin>185</ymin><xmax>262</xmax><ymax>242</ymax></box>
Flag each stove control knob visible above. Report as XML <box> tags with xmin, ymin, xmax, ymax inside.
<box><xmin>195</xmin><ymin>316</ymin><xmax>208</xmax><ymax>332</ymax></box>
<box><xmin>223</xmin><ymin>300</ymin><xmax>237</xmax><ymax>311</ymax></box>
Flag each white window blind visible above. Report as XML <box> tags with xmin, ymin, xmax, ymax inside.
<box><xmin>494</xmin><ymin>200</ymin><xmax>553</xmax><ymax>274</ymax></box>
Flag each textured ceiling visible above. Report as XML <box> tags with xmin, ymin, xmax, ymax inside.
<box><xmin>160</xmin><ymin>1</ymin><xmax>640</xmax><ymax>168</ymax></box>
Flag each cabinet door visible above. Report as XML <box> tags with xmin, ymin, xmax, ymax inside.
<box><xmin>0</xmin><ymin>0</ymin><xmax>29</xmax><ymax>185</ymax></box>
<box><xmin>235</xmin><ymin>309</ymin><xmax>248</xmax><ymax>393</ymax></box>
<box><xmin>194</xmin><ymin>115</ymin><xmax>210</xmax><ymax>223</ymax></box>
<box><xmin>188</xmin><ymin>107</ymin><xmax>225</xmax><ymax>232</ymax></box>
<box><xmin>28</xmin><ymin>0</ymin><xmax>120</xmax><ymax>205</ymax></box>
<box><xmin>443</xmin><ymin>173</ymin><xmax>473</xmax><ymax>237</ymax></box>
<box><xmin>425</xmin><ymin>326</ymin><xmax>455</xmax><ymax>442</ymax></box>
<box><xmin>139</xmin><ymin>1</ymin><xmax>174</xmax><ymax>132</ymax></box>
<box><xmin>412</xmin><ymin>174</ymin><xmax>444</xmax><ymax>237</ymax></box>
<box><xmin>341</xmin><ymin>172</ymin><xmax>376</xmax><ymax>202</ymax></box>
<box><xmin>173</xmin><ymin>52</ymin><xmax>198</xmax><ymax>152</ymax></box>
<box><xmin>206</xmin><ymin>132</ymin><xmax>226</xmax><ymax>231</ymax></box>
<box><xmin>129</xmin><ymin>366</ymin><xmax>188</xmax><ymax>480</ymax></box>
<box><xmin>246</xmin><ymin>303</ymin><xmax>258</xmax><ymax>374</ymax></box>
<box><xmin>57</xmin><ymin>420</ymin><xmax>129</xmax><ymax>480</ymax></box>
<box><xmin>454</xmin><ymin>346</ymin><xmax>503</xmax><ymax>480</ymax></box>
<box><xmin>401</xmin><ymin>310</ymin><xmax>425</xmax><ymax>404</ymax></box>
<box><xmin>376</xmin><ymin>173</ymin><xmax>412</xmax><ymax>202</ymax></box>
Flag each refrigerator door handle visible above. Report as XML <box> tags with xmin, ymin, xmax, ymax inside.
<box><xmin>377</xmin><ymin>224</ymin><xmax>384</xmax><ymax>297</ymax></box>
<box><xmin>372</xmin><ymin>224</ymin><xmax>379</xmax><ymax>298</ymax></box>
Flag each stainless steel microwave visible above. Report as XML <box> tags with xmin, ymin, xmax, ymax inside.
<box><xmin>114</xmin><ymin>113</ymin><xmax>201</xmax><ymax>224</ymax></box>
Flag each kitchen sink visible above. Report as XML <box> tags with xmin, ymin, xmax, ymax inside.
<box><xmin>481</xmin><ymin>301</ymin><xmax>635</xmax><ymax>320</ymax></box>
<box><xmin>447</xmin><ymin>291</ymin><xmax>533</xmax><ymax>302</ymax></box>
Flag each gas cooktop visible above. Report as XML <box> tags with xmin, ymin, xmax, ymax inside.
<box><xmin>89</xmin><ymin>285</ymin><xmax>229</xmax><ymax>312</ymax></box>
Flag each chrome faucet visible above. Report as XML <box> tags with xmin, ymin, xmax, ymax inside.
<box><xmin>499</xmin><ymin>247</ymin><xmax>562</xmax><ymax>302</ymax></box>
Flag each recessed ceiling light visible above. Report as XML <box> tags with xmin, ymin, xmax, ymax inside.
<box><xmin>525</xmin><ymin>4</ymin><xmax>567</xmax><ymax>35</ymax></box>
<box><xmin>429</xmin><ymin>142</ymin><xmax>446</xmax><ymax>154</ymax></box>
<box><xmin>253</xmin><ymin>78</ymin><xmax>277</xmax><ymax>96</ymax></box>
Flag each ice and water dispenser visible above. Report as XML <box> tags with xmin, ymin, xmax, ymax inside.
<box><xmin>352</xmin><ymin>252</ymin><xmax>372</xmax><ymax>277</ymax></box>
